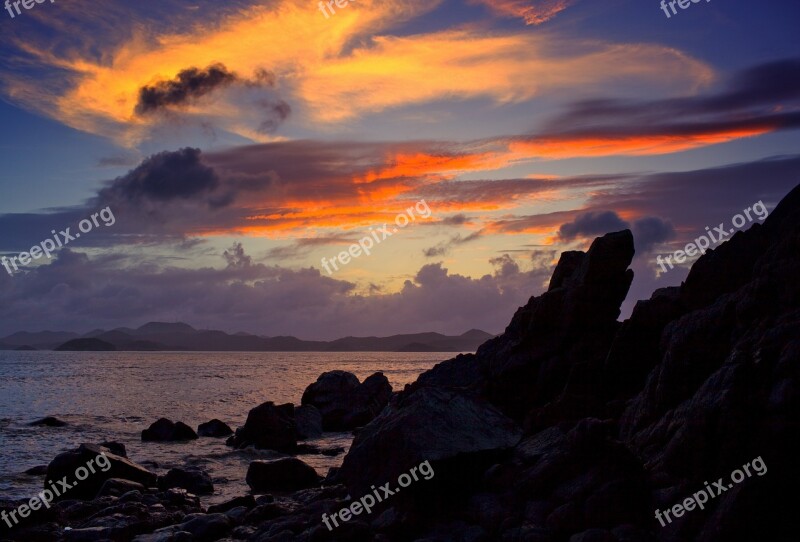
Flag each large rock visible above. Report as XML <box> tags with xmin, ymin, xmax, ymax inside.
<box><xmin>142</xmin><ymin>418</ymin><xmax>198</xmax><ymax>441</ymax></box>
<box><xmin>45</xmin><ymin>443</ymin><xmax>157</xmax><ymax>500</ymax></box>
<box><xmin>340</xmin><ymin>387</ymin><xmax>522</xmax><ymax>496</ymax></box>
<box><xmin>245</xmin><ymin>458</ymin><xmax>321</xmax><ymax>492</ymax></box>
<box><xmin>301</xmin><ymin>370</ymin><xmax>393</xmax><ymax>431</ymax></box>
<box><xmin>227</xmin><ymin>401</ymin><xmax>296</xmax><ymax>452</ymax></box>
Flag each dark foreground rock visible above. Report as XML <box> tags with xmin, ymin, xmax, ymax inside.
<box><xmin>142</xmin><ymin>418</ymin><xmax>199</xmax><ymax>441</ymax></box>
<box><xmin>246</xmin><ymin>458</ymin><xmax>322</xmax><ymax>492</ymax></box>
<box><xmin>302</xmin><ymin>370</ymin><xmax>393</xmax><ymax>431</ymax></box>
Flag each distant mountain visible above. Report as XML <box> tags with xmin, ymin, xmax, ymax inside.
<box><xmin>3</xmin><ymin>322</ymin><xmax>496</xmax><ymax>353</ymax></box>
<box><xmin>55</xmin><ymin>338</ymin><xmax>116</xmax><ymax>351</ymax></box>
<box><xmin>1</xmin><ymin>331</ymin><xmax>79</xmax><ymax>349</ymax></box>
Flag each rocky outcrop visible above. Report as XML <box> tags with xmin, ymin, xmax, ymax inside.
<box><xmin>301</xmin><ymin>370</ymin><xmax>393</xmax><ymax>431</ymax></box>
<box><xmin>227</xmin><ymin>401</ymin><xmax>297</xmax><ymax>452</ymax></box>
<box><xmin>246</xmin><ymin>458</ymin><xmax>321</xmax><ymax>492</ymax></box>
<box><xmin>141</xmin><ymin>418</ymin><xmax>199</xmax><ymax>441</ymax></box>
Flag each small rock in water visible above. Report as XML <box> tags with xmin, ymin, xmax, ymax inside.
<box><xmin>142</xmin><ymin>418</ymin><xmax>199</xmax><ymax>441</ymax></box>
<box><xmin>28</xmin><ymin>416</ymin><xmax>67</xmax><ymax>427</ymax></box>
<box><xmin>197</xmin><ymin>418</ymin><xmax>233</xmax><ymax>438</ymax></box>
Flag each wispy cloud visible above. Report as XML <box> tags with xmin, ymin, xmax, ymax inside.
<box><xmin>472</xmin><ymin>0</ymin><xmax>577</xmax><ymax>25</ymax></box>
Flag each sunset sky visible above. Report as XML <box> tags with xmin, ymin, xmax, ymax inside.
<box><xmin>1</xmin><ymin>0</ymin><xmax>799</xmax><ymax>338</ymax></box>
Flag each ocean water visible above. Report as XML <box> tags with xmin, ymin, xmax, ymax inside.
<box><xmin>0</xmin><ymin>351</ymin><xmax>447</xmax><ymax>504</ymax></box>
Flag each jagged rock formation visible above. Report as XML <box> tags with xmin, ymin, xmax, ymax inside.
<box><xmin>341</xmin><ymin>185</ymin><xmax>800</xmax><ymax>541</ymax></box>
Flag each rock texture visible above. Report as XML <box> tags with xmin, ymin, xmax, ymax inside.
<box><xmin>226</xmin><ymin>401</ymin><xmax>297</xmax><ymax>452</ymax></box>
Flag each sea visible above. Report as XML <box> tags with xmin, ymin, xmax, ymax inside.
<box><xmin>0</xmin><ymin>351</ymin><xmax>448</xmax><ymax>504</ymax></box>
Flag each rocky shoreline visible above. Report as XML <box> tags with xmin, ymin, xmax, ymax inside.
<box><xmin>3</xmin><ymin>184</ymin><xmax>800</xmax><ymax>541</ymax></box>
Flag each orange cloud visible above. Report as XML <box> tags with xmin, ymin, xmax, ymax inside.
<box><xmin>472</xmin><ymin>0</ymin><xmax>577</xmax><ymax>25</ymax></box>
<box><xmin>0</xmin><ymin>0</ymin><xmax>713</xmax><ymax>145</ymax></box>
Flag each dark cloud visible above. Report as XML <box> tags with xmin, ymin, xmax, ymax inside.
<box><xmin>538</xmin><ymin>58</ymin><xmax>800</xmax><ymax>138</ymax></box>
<box><xmin>557</xmin><ymin>211</ymin><xmax>628</xmax><ymax>241</ymax></box>
<box><xmin>135</xmin><ymin>64</ymin><xmax>238</xmax><ymax>115</ymax></box>
<box><xmin>257</xmin><ymin>99</ymin><xmax>291</xmax><ymax>133</ymax></box>
<box><xmin>631</xmin><ymin>217</ymin><xmax>675</xmax><ymax>252</ymax></box>
<box><xmin>423</xmin><ymin>230</ymin><xmax>483</xmax><ymax>257</ymax></box>
<box><xmin>98</xmin><ymin>147</ymin><xmax>221</xmax><ymax>204</ymax></box>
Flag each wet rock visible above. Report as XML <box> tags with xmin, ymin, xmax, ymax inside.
<box><xmin>246</xmin><ymin>458</ymin><xmax>322</xmax><ymax>492</ymax></box>
<box><xmin>45</xmin><ymin>443</ymin><xmax>157</xmax><ymax>500</ymax></box>
<box><xmin>24</xmin><ymin>465</ymin><xmax>48</xmax><ymax>475</ymax></box>
<box><xmin>142</xmin><ymin>418</ymin><xmax>198</xmax><ymax>441</ymax></box>
<box><xmin>227</xmin><ymin>401</ymin><xmax>296</xmax><ymax>452</ymax></box>
<box><xmin>197</xmin><ymin>418</ymin><xmax>233</xmax><ymax>438</ymax></box>
<box><xmin>158</xmin><ymin>467</ymin><xmax>214</xmax><ymax>495</ymax></box>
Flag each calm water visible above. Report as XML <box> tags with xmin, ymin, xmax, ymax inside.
<box><xmin>0</xmin><ymin>351</ymin><xmax>447</xmax><ymax>504</ymax></box>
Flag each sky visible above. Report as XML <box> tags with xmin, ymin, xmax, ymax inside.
<box><xmin>0</xmin><ymin>0</ymin><xmax>799</xmax><ymax>339</ymax></box>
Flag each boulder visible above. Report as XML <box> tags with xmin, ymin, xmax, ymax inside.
<box><xmin>340</xmin><ymin>387</ymin><xmax>522</xmax><ymax>496</ymax></box>
<box><xmin>45</xmin><ymin>443</ymin><xmax>156</xmax><ymax>500</ymax></box>
<box><xmin>197</xmin><ymin>418</ymin><xmax>233</xmax><ymax>438</ymax></box>
<box><xmin>246</xmin><ymin>458</ymin><xmax>321</xmax><ymax>492</ymax></box>
<box><xmin>227</xmin><ymin>402</ymin><xmax>296</xmax><ymax>452</ymax></box>
<box><xmin>142</xmin><ymin>418</ymin><xmax>198</xmax><ymax>441</ymax></box>
<box><xmin>158</xmin><ymin>467</ymin><xmax>214</xmax><ymax>495</ymax></box>
<box><xmin>302</xmin><ymin>370</ymin><xmax>393</xmax><ymax>431</ymax></box>
<box><xmin>295</xmin><ymin>404</ymin><xmax>323</xmax><ymax>439</ymax></box>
